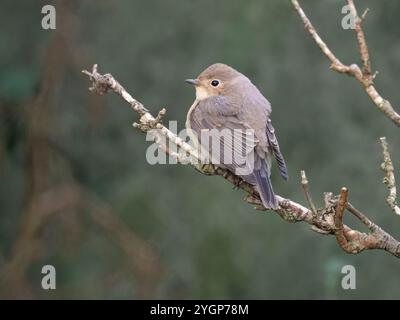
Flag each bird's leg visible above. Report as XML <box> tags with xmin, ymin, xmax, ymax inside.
<box><xmin>194</xmin><ymin>163</ymin><xmax>216</xmax><ymax>176</ymax></box>
<box><xmin>244</xmin><ymin>194</ymin><xmax>267</xmax><ymax>211</ymax></box>
<box><xmin>232</xmin><ymin>177</ymin><xmax>244</xmax><ymax>190</ymax></box>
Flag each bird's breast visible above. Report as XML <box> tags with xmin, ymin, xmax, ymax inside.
<box><xmin>185</xmin><ymin>99</ymin><xmax>199</xmax><ymax>130</ymax></box>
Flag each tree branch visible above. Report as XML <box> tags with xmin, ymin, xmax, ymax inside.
<box><xmin>333</xmin><ymin>187</ymin><xmax>360</xmax><ymax>254</ymax></box>
<box><xmin>291</xmin><ymin>0</ymin><xmax>400</xmax><ymax>127</ymax></box>
<box><xmin>82</xmin><ymin>64</ymin><xmax>400</xmax><ymax>258</ymax></box>
<box><xmin>380</xmin><ymin>137</ymin><xmax>400</xmax><ymax>216</ymax></box>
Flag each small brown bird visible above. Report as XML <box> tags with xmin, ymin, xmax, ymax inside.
<box><xmin>185</xmin><ymin>63</ymin><xmax>287</xmax><ymax>209</ymax></box>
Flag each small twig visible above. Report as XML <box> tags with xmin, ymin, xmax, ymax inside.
<box><xmin>335</xmin><ymin>187</ymin><xmax>349</xmax><ymax>225</ymax></box>
<box><xmin>361</xmin><ymin>8</ymin><xmax>370</xmax><ymax>21</ymax></box>
<box><xmin>324</xmin><ymin>192</ymin><xmax>334</xmax><ymax>207</ymax></box>
<box><xmin>346</xmin><ymin>202</ymin><xmax>376</xmax><ymax>231</ymax></box>
<box><xmin>154</xmin><ymin>108</ymin><xmax>166</xmax><ymax>124</ymax></box>
<box><xmin>380</xmin><ymin>137</ymin><xmax>400</xmax><ymax>216</ymax></box>
<box><xmin>300</xmin><ymin>170</ymin><xmax>318</xmax><ymax>216</ymax></box>
<box><xmin>347</xmin><ymin>0</ymin><xmax>372</xmax><ymax>78</ymax></box>
<box><xmin>334</xmin><ymin>188</ymin><xmax>351</xmax><ymax>250</ymax></box>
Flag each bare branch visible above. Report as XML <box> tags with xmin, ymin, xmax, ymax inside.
<box><xmin>334</xmin><ymin>187</ymin><xmax>355</xmax><ymax>253</ymax></box>
<box><xmin>290</xmin><ymin>0</ymin><xmax>349</xmax><ymax>73</ymax></box>
<box><xmin>380</xmin><ymin>137</ymin><xmax>400</xmax><ymax>216</ymax></box>
<box><xmin>82</xmin><ymin>65</ymin><xmax>203</xmax><ymax>166</ymax></box>
<box><xmin>291</xmin><ymin>0</ymin><xmax>400</xmax><ymax>127</ymax></box>
<box><xmin>347</xmin><ymin>0</ymin><xmax>372</xmax><ymax>77</ymax></box>
<box><xmin>82</xmin><ymin>64</ymin><xmax>400</xmax><ymax>258</ymax></box>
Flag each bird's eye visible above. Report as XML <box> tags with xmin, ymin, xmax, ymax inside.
<box><xmin>211</xmin><ymin>80</ymin><xmax>220</xmax><ymax>87</ymax></box>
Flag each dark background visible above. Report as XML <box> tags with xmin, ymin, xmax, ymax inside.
<box><xmin>0</xmin><ymin>0</ymin><xmax>399</xmax><ymax>299</ymax></box>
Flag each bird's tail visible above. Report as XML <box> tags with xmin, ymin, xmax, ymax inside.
<box><xmin>266</xmin><ymin>120</ymin><xmax>288</xmax><ymax>181</ymax></box>
<box><xmin>253</xmin><ymin>163</ymin><xmax>278</xmax><ymax>209</ymax></box>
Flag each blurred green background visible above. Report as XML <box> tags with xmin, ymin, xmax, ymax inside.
<box><xmin>0</xmin><ymin>0</ymin><xmax>399</xmax><ymax>299</ymax></box>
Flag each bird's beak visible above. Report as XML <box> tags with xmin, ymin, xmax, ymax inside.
<box><xmin>185</xmin><ymin>78</ymin><xmax>199</xmax><ymax>86</ymax></box>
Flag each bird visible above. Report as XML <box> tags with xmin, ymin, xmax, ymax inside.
<box><xmin>185</xmin><ymin>63</ymin><xmax>288</xmax><ymax>209</ymax></box>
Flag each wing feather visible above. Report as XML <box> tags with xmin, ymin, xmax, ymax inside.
<box><xmin>189</xmin><ymin>96</ymin><xmax>256</xmax><ymax>172</ymax></box>
<box><xmin>266</xmin><ymin>119</ymin><xmax>288</xmax><ymax>180</ymax></box>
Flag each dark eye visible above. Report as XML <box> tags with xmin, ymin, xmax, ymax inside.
<box><xmin>211</xmin><ymin>80</ymin><xmax>220</xmax><ymax>87</ymax></box>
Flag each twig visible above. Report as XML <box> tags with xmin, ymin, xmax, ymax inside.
<box><xmin>334</xmin><ymin>187</ymin><xmax>354</xmax><ymax>253</ymax></box>
<box><xmin>347</xmin><ymin>0</ymin><xmax>372</xmax><ymax>78</ymax></box>
<box><xmin>380</xmin><ymin>137</ymin><xmax>400</xmax><ymax>216</ymax></box>
<box><xmin>82</xmin><ymin>64</ymin><xmax>400</xmax><ymax>258</ymax></box>
<box><xmin>347</xmin><ymin>202</ymin><xmax>376</xmax><ymax>231</ymax></box>
<box><xmin>83</xmin><ymin>65</ymin><xmax>203</xmax><ymax>165</ymax></box>
<box><xmin>291</xmin><ymin>0</ymin><xmax>400</xmax><ymax>127</ymax></box>
<box><xmin>82</xmin><ymin>64</ymin><xmax>149</xmax><ymax>116</ymax></box>
<box><xmin>300</xmin><ymin>170</ymin><xmax>318</xmax><ymax>216</ymax></box>
<box><xmin>361</xmin><ymin>8</ymin><xmax>370</xmax><ymax>21</ymax></box>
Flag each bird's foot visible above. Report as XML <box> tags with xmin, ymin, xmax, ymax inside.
<box><xmin>231</xmin><ymin>177</ymin><xmax>245</xmax><ymax>190</ymax></box>
<box><xmin>244</xmin><ymin>194</ymin><xmax>267</xmax><ymax>211</ymax></box>
<box><xmin>195</xmin><ymin>163</ymin><xmax>216</xmax><ymax>176</ymax></box>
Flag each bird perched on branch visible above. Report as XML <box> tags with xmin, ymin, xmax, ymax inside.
<box><xmin>185</xmin><ymin>63</ymin><xmax>288</xmax><ymax>209</ymax></box>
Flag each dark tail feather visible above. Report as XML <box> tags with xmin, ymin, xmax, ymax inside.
<box><xmin>274</xmin><ymin>151</ymin><xmax>288</xmax><ymax>181</ymax></box>
<box><xmin>266</xmin><ymin>120</ymin><xmax>288</xmax><ymax>181</ymax></box>
<box><xmin>253</xmin><ymin>166</ymin><xmax>278</xmax><ymax>209</ymax></box>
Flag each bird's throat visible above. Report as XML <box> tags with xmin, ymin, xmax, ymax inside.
<box><xmin>195</xmin><ymin>86</ymin><xmax>210</xmax><ymax>101</ymax></box>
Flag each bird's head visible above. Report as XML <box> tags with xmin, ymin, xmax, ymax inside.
<box><xmin>185</xmin><ymin>63</ymin><xmax>243</xmax><ymax>100</ymax></box>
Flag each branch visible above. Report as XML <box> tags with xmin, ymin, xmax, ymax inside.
<box><xmin>347</xmin><ymin>0</ymin><xmax>371</xmax><ymax>77</ymax></box>
<box><xmin>380</xmin><ymin>137</ymin><xmax>400</xmax><ymax>216</ymax></box>
<box><xmin>82</xmin><ymin>64</ymin><xmax>400</xmax><ymax>258</ymax></box>
<box><xmin>291</xmin><ymin>0</ymin><xmax>400</xmax><ymax>127</ymax></box>
<box><xmin>333</xmin><ymin>187</ymin><xmax>359</xmax><ymax>253</ymax></box>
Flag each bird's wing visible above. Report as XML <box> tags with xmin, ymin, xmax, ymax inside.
<box><xmin>238</xmin><ymin>81</ymin><xmax>289</xmax><ymax>181</ymax></box>
<box><xmin>189</xmin><ymin>95</ymin><xmax>257</xmax><ymax>171</ymax></box>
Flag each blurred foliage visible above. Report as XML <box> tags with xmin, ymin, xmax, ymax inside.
<box><xmin>0</xmin><ymin>0</ymin><xmax>399</xmax><ymax>299</ymax></box>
